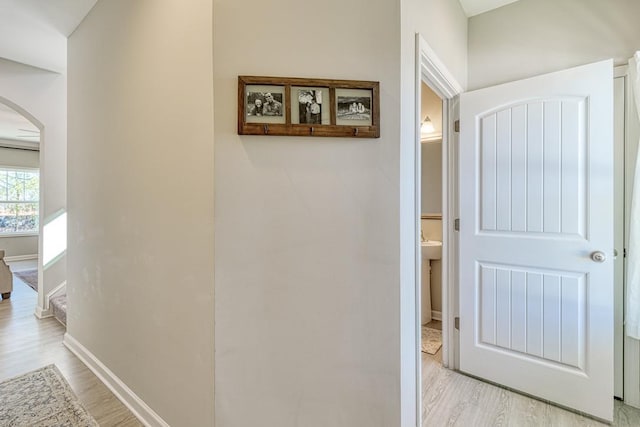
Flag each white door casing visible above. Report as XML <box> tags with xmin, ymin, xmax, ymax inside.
<box><xmin>459</xmin><ymin>60</ymin><xmax>614</xmax><ymax>421</ymax></box>
<box><xmin>613</xmin><ymin>73</ymin><xmax>624</xmax><ymax>399</ymax></box>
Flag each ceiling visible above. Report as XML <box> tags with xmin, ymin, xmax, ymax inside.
<box><xmin>0</xmin><ymin>0</ymin><xmax>97</xmax><ymax>72</ymax></box>
<box><xmin>0</xmin><ymin>0</ymin><xmax>95</xmax><ymax>150</ymax></box>
<box><xmin>458</xmin><ymin>0</ymin><xmax>521</xmax><ymax>17</ymax></box>
<box><xmin>6</xmin><ymin>0</ymin><xmax>98</xmax><ymax>37</ymax></box>
<box><xmin>0</xmin><ymin>103</ymin><xmax>40</xmax><ymax>149</ymax></box>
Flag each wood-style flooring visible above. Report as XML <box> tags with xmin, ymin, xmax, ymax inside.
<box><xmin>4</xmin><ymin>269</ymin><xmax>640</xmax><ymax>427</ymax></box>
<box><xmin>422</xmin><ymin>321</ymin><xmax>640</xmax><ymax>426</ymax></box>
<box><xmin>0</xmin><ymin>272</ymin><xmax>141</xmax><ymax>426</ymax></box>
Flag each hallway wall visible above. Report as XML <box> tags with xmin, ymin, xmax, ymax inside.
<box><xmin>213</xmin><ymin>0</ymin><xmax>401</xmax><ymax>424</ymax></box>
<box><xmin>67</xmin><ymin>1</ymin><xmax>214</xmax><ymax>425</ymax></box>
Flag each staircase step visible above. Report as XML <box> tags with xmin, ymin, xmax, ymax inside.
<box><xmin>50</xmin><ymin>294</ymin><xmax>67</xmax><ymax>326</ymax></box>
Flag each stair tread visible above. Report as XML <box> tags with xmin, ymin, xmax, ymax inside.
<box><xmin>50</xmin><ymin>293</ymin><xmax>67</xmax><ymax>326</ymax></box>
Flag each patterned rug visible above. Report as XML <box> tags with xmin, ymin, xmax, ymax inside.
<box><xmin>14</xmin><ymin>269</ymin><xmax>38</xmax><ymax>292</ymax></box>
<box><xmin>422</xmin><ymin>326</ymin><xmax>443</xmax><ymax>355</ymax></box>
<box><xmin>0</xmin><ymin>365</ymin><xmax>98</xmax><ymax>426</ymax></box>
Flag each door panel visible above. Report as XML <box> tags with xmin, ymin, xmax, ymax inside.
<box><xmin>460</xmin><ymin>60</ymin><xmax>614</xmax><ymax>421</ymax></box>
<box><xmin>477</xmin><ymin>264</ymin><xmax>586</xmax><ymax>368</ymax></box>
<box><xmin>479</xmin><ymin>98</ymin><xmax>587</xmax><ymax>237</ymax></box>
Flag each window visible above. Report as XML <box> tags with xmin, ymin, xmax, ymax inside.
<box><xmin>0</xmin><ymin>168</ymin><xmax>39</xmax><ymax>235</ymax></box>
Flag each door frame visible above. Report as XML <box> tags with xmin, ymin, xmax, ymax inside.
<box><xmin>414</xmin><ymin>33</ymin><xmax>463</xmax><ymax>415</ymax></box>
<box><xmin>619</xmin><ymin>63</ymin><xmax>640</xmax><ymax>409</ymax></box>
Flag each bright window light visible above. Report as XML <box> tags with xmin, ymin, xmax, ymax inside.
<box><xmin>43</xmin><ymin>211</ymin><xmax>66</xmax><ymax>267</ymax></box>
<box><xmin>0</xmin><ymin>168</ymin><xmax>39</xmax><ymax>235</ymax></box>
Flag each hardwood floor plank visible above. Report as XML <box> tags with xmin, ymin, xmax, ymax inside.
<box><xmin>614</xmin><ymin>400</ymin><xmax>640</xmax><ymax>427</ymax></box>
<box><xmin>421</xmin><ymin>346</ymin><xmax>640</xmax><ymax>426</ymax></box>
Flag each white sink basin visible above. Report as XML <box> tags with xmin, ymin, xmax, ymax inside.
<box><xmin>421</xmin><ymin>240</ymin><xmax>442</xmax><ymax>260</ymax></box>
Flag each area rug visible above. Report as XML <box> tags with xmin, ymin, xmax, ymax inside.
<box><xmin>0</xmin><ymin>365</ymin><xmax>98</xmax><ymax>426</ymax></box>
<box><xmin>14</xmin><ymin>269</ymin><xmax>38</xmax><ymax>292</ymax></box>
<box><xmin>422</xmin><ymin>326</ymin><xmax>443</xmax><ymax>355</ymax></box>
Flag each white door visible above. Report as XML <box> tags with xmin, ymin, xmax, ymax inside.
<box><xmin>459</xmin><ymin>60</ymin><xmax>614</xmax><ymax>421</ymax></box>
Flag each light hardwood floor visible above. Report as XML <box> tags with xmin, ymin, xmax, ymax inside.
<box><xmin>422</xmin><ymin>322</ymin><xmax>640</xmax><ymax>426</ymax></box>
<box><xmin>5</xmin><ymin>270</ymin><xmax>639</xmax><ymax>427</ymax></box>
<box><xmin>0</xmin><ymin>273</ymin><xmax>142</xmax><ymax>426</ymax></box>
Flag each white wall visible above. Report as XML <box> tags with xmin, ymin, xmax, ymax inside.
<box><xmin>400</xmin><ymin>0</ymin><xmax>467</xmax><ymax>424</ymax></box>
<box><xmin>405</xmin><ymin>0</ymin><xmax>468</xmax><ymax>89</ymax></box>
<box><xmin>214</xmin><ymin>0</ymin><xmax>401</xmax><ymax>425</ymax></box>
<box><xmin>0</xmin><ymin>235</ymin><xmax>37</xmax><ymax>258</ymax></box>
<box><xmin>468</xmin><ymin>0</ymin><xmax>640</xmax><ymax>90</ymax></box>
<box><xmin>0</xmin><ymin>145</ymin><xmax>39</xmax><ymax>257</ymax></box>
<box><xmin>0</xmin><ymin>58</ymin><xmax>66</xmax><ymax>314</ymax></box>
<box><xmin>67</xmin><ymin>1</ymin><xmax>214</xmax><ymax>425</ymax></box>
<box><xmin>421</xmin><ymin>142</ymin><xmax>442</xmax><ymax>214</ymax></box>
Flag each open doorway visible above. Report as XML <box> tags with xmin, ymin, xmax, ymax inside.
<box><xmin>414</xmin><ymin>35</ymin><xmax>463</xmax><ymax>426</ymax></box>
<box><xmin>0</xmin><ymin>103</ymin><xmax>40</xmax><ymax>298</ymax></box>
<box><xmin>418</xmin><ymin>81</ymin><xmax>445</xmax><ymax>365</ymax></box>
<box><xmin>414</xmin><ymin>35</ymin><xmax>463</xmax><ymax>379</ymax></box>
<box><xmin>0</xmin><ymin>101</ymin><xmax>41</xmax><ymax>309</ymax></box>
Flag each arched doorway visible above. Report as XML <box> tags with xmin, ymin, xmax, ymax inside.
<box><xmin>0</xmin><ymin>97</ymin><xmax>45</xmax><ymax>317</ymax></box>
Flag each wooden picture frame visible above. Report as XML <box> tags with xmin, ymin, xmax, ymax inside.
<box><xmin>238</xmin><ymin>76</ymin><xmax>380</xmax><ymax>138</ymax></box>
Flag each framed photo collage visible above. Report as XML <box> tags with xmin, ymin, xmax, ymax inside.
<box><xmin>238</xmin><ymin>76</ymin><xmax>380</xmax><ymax>138</ymax></box>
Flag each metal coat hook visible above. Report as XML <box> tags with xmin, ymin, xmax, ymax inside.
<box><xmin>263</xmin><ymin>124</ymin><xmax>269</xmax><ymax>134</ymax></box>
<box><xmin>354</xmin><ymin>128</ymin><xmax>359</xmax><ymax>136</ymax></box>
<box><xmin>310</xmin><ymin>127</ymin><xmax>315</xmax><ymax>135</ymax></box>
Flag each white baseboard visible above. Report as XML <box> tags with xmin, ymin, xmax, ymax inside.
<box><xmin>34</xmin><ymin>281</ymin><xmax>66</xmax><ymax>318</ymax></box>
<box><xmin>63</xmin><ymin>333</ymin><xmax>169</xmax><ymax>427</ymax></box>
<box><xmin>34</xmin><ymin>305</ymin><xmax>52</xmax><ymax>319</ymax></box>
<box><xmin>431</xmin><ymin>310</ymin><xmax>442</xmax><ymax>321</ymax></box>
<box><xmin>47</xmin><ymin>280</ymin><xmax>66</xmax><ymax>300</ymax></box>
<box><xmin>39</xmin><ymin>281</ymin><xmax>66</xmax><ymax>322</ymax></box>
<box><xmin>4</xmin><ymin>254</ymin><xmax>37</xmax><ymax>263</ymax></box>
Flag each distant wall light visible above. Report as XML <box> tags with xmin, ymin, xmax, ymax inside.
<box><xmin>421</xmin><ymin>116</ymin><xmax>435</xmax><ymax>135</ymax></box>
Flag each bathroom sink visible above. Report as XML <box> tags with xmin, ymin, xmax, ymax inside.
<box><xmin>421</xmin><ymin>240</ymin><xmax>442</xmax><ymax>260</ymax></box>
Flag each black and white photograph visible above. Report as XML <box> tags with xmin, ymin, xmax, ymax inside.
<box><xmin>337</xmin><ymin>95</ymin><xmax>371</xmax><ymax>122</ymax></box>
<box><xmin>244</xmin><ymin>84</ymin><xmax>286</xmax><ymax>125</ymax></box>
<box><xmin>297</xmin><ymin>89</ymin><xmax>322</xmax><ymax>124</ymax></box>
<box><xmin>246</xmin><ymin>91</ymin><xmax>284</xmax><ymax>117</ymax></box>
